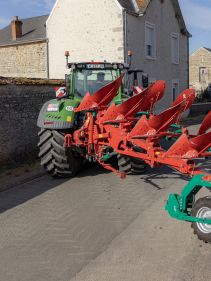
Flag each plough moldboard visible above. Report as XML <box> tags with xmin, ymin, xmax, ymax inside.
<box><xmin>65</xmin><ymin>75</ymin><xmax>211</xmax><ymax>243</ymax></box>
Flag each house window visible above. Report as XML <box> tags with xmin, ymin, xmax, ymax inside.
<box><xmin>171</xmin><ymin>33</ymin><xmax>179</xmax><ymax>64</ymax></box>
<box><xmin>199</xmin><ymin>67</ymin><xmax>206</xmax><ymax>82</ymax></box>
<box><xmin>145</xmin><ymin>22</ymin><xmax>156</xmax><ymax>59</ymax></box>
<box><xmin>172</xmin><ymin>80</ymin><xmax>179</xmax><ymax>101</ymax></box>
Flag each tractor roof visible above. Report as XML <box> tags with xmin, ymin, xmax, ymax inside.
<box><xmin>67</xmin><ymin>62</ymin><xmax>128</xmax><ymax>70</ymax></box>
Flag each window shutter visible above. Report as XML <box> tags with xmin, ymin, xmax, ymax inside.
<box><xmin>171</xmin><ymin>33</ymin><xmax>179</xmax><ymax>64</ymax></box>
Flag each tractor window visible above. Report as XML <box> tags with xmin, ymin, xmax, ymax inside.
<box><xmin>74</xmin><ymin>69</ymin><xmax>118</xmax><ymax>97</ymax></box>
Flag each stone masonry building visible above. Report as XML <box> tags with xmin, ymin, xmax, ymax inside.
<box><xmin>0</xmin><ymin>15</ymin><xmax>48</xmax><ymax>78</ymax></box>
<box><xmin>190</xmin><ymin>47</ymin><xmax>211</xmax><ymax>99</ymax></box>
<box><xmin>0</xmin><ymin>0</ymin><xmax>190</xmax><ymax>111</ymax></box>
<box><xmin>47</xmin><ymin>0</ymin><xmax>190</xmax><ymax>110</ymax></box>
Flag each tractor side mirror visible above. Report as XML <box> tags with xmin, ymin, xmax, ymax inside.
<box><xmin>142</xmin><ymin>74</ymin><xmax>149</xmax><ymax>88</ymax></box>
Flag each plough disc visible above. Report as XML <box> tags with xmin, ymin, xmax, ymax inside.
<box><xmin>101</xmin><ymin>80</ymin><xmax>165</xmax><ymax>123</ymax></box>
<box><xmin>198</xmin><ymin>111</ymin><xmax>211</xmax><ymax>135</ymax></box>
<box><xmin>171</xmin><ymin>88</ymin><xmax>196</xmax><ymax>112</ymax></box>
<box><xmin>129</xmin><ymin>94</ymin><xmax>195</xmax><ymax>138</ymax></box>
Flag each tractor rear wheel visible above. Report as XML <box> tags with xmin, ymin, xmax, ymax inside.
<box><xmin>118</xmin><ymin>155</ymin><xmax>146</xmax><ymax>175</ymax></box>
<box><xmin>38</xmin><ymin>129</ymin><xmax>82</xmax><ymax>178</ymax></box>
<box><xmin>191</xmin><ymin>197</ymin><xmax>211</xmax><ymax>243</ymax></box>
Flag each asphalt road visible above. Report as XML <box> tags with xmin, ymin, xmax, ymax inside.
<box><xmin>0</xmin><ymin>121</ymin><xmax>210</xmax><ymax>281</ymax></box>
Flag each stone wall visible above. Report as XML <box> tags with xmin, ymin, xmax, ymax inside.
<box><xmin>0</xmin><ymin>41</ymin><xmax>47</xmax><ymax>79</ymax></box>
<box><xmin>190</xmin><ymin>47</ymin><xmax>211</xmax><ymax>92</ymax></box>
<box><xmin>0</xmin><ymin>79</ymin><xmax>63</xmax><ymax>167</ymax></box>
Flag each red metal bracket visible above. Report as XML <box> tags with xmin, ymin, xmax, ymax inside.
<box><xmin>98</xmin><ymin>160</ymin><xmax>126</xmax><ymax>179</ymax></box>
<box><xmin>64</xmin><ymin>134</ymin><xmax>72</xmax><ymax>147</ymax></box>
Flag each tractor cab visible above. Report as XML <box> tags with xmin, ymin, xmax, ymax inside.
<box><xmin>37</xmin><ymin>51</ymin><xmax>149</xmax><ymax>132</ymax></box>
<box><xmin>64</xmin><ymin>62</ymin><xmax>127</xmax><ymax>102</ymax></box>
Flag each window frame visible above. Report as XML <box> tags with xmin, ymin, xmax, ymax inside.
<box><xmin>172</xmin><ymin>79</ymin><xmax>180</xmax><ymax>102</ymax></box>
<box><xmin>199</xmin><ymin>67</ymin><xmax>207</xmax><ymax>83</ymax></box>
<box><xmin>145</xmin><ymin>21</ymin><xmax>156</xmax><ymax>60</ymax></box>
<box><xmin>171</xmin><ymin>32</ymin><xmax>180</xmax><ymax>64</ymax></box>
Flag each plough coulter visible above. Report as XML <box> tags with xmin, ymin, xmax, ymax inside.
<box><xmin>37</xmin><ymin>60</ymin><xmax>211</xmax><ymax>243</ymax></box>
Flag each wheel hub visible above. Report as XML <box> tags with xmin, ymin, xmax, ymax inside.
<box><xmin>196</xmin><ymin>207</ymin><xmax>211</xmax><ymax>234</ymax></box>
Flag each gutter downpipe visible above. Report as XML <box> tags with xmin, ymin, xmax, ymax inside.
<box><xmin>187</xmin><ymin>37</ymin><xmax>190</xmax><ymax>88</ymax></box>
<box><xmin>123</xmin><ymin>9</ymin><xmax>144</xmax><ymax>64</ymax></box>
<box><xmin>123</xmin><ymin>9</ymin><xmax>127</xmax><ymax>64</ymax></box>
<box><xmin>46</xmin><ymin>39</ymin><xmax>50</xmax><ymax>79</ymax></box>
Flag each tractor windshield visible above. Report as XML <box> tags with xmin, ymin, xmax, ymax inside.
<box><xmin>74</xmin><ymin>69</ymin><xmax>118</xmax><ymax>98</ymax></box>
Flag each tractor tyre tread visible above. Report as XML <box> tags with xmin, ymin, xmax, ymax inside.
<box><xmin>38</xmin><ymin>129</ymin><xmax>82</xmax><ymax>178</ymax></box>
<box><xmin>118</xmin><ymin>155</ymin><xmax>146</xmax><ymax>175</ymax></box>
<box><xmin>38</xmin><ymin>130</ymin><xmax>52</xmax><ymax>147</ymax></box>
<box><xmin>38</xmin><ymin>143</ymin><xmax>52</xmax><ymax>158</ymax></box>
<box><xmin>191</xmin><ymin>197</ymin><xmax>211</xmax><ymax>244</ymax></box>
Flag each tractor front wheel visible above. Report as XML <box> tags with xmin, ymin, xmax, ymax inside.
<box><xmin>38</xmin><ymin>129</ymin><xmax>82</xmax><ymax>178</ymax></box>
<box><xmin>118</xmin><ymin>155</ymin><xmax>146</xmax><ymax>175</ymax></box>
<box><xmin>191</xmin><ymin>197</ymin><xmax>211</xmax><ymax>243</ymax></box>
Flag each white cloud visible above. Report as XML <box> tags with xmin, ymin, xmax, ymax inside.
<box><xmin>179</xmin><ymin>0</ymin><xmax>211</xmax><ymax>30</ymax></box>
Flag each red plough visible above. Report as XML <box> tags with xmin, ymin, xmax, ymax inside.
<box><xmin>64</xmin><ymin>75</ymin><xmax>211</xmax><ymax>243</ymax></box>
<box><xmin>65</xmin><ymin>75</ymin><xmax>211</xmax><ymax>179</ymax></box>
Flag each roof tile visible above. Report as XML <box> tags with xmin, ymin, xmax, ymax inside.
<box><xmin>136</xmin><ymin>0</ymin><xmax>150</xmax><ymax>12</ymax></box>
<box><xmin>0</xmin><ymin>15</ymin><xmax>48</xmax><ymax>46</ymax></box>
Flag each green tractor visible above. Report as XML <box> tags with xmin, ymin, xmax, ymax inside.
<box><xmin>37</xmin><ymin>57</ymin><xmax>148</xmax><ymax>178</ymax></box>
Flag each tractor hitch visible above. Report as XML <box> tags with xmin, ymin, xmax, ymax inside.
<box><xmin>166</xmin><ymin>194</ymin><xmax>211</xmax><ymax>224</ymax></box>
<box><xmin>165</xmin><ymin>174</ymin><xmax>211</xmax><ymax>224</ymax></box>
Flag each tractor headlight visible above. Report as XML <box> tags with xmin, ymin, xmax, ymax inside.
<box><xmin>47</xmin><ymin>103</ymin><xmax>60</xmax><ymax>112</ymax></box>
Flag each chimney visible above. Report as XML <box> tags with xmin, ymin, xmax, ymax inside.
<box><xmin>11</xmin><ymin>16</ymin><xmax>23</xmax><ymax>40</ymax></box>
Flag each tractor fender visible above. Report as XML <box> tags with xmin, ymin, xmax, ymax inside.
<box><xmin>37</xmin><ymin>99</ymin><xmax>80</xmax><ymax>129</ymax></box>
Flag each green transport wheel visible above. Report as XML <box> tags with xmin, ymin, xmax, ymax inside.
<box><xmin>191</xmin><ymin>197</ymin><xmax>211</xmax><ymax>243</ymax></box>
<box><xmin>38</xmin><ymin>129</ymin><xmax>83</xmax><ymax>178</ymax></box>
<box><xmin>118</xmin><ymin>154</ymin><xmax>146</xmax><ymax>175</ymax></box>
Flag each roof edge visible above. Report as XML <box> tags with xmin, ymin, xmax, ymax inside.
<box><xmin>0</xmin><ymin>14</ymin><xmax>49</xmax><ymax>31</ymax></box>
<box><xmin>0</xmin><ymin>38</ymin><xmax>47</xmax><ymax>48</ymax></box>
<box><xmin>46</xmin><ymin>0</ymin><xmax>60</xmax><ymax>25</ymax></box>
<box><xmin>190</xmin><ymin>47</ymin><xmax>211</xmax><ymax>56</ymax></box>
<box><xmin>171</xmin><ymin>0</ymin><xmax>191</xmax><ymax>38</ymax></box>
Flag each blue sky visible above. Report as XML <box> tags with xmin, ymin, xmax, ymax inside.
<box><xmin>0</xmin><ymin>0</ymin><xmax>210</xmax><ymax>53</ymax></box>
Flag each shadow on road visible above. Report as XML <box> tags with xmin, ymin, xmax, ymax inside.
<box><xmin>0</xmin><ymin>157</ymin><xmax>210</xmax><ymax>214</ymax></box>
<box><xmin>138</xmin><ymin>157</ymin><xmax>211</xmax><ymax>190</ymax></box>
<box><xmin>0</xmin><ymin>163</ymin><xmax>110</xmax><ymax>214</ymax></box>
<box><xmin>139</xmin><ymin>166</ymin><xmax>190</xmax><ymax>190</ymax></box>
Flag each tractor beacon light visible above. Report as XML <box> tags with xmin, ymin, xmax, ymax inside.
<box><xmin>65</xmin><ymin>51</ymin><xmax>70</xmax><ymax>67</ymax></box>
